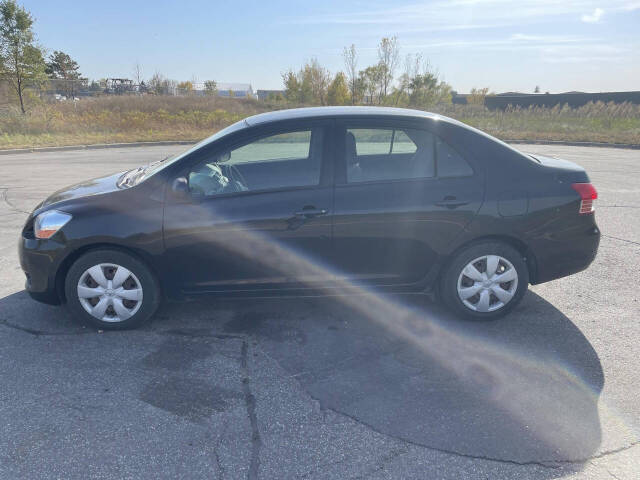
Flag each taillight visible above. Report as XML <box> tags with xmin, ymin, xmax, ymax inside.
<box><xmin>571</xmin><ymin>183</ymin><xmax>597</xmax><ymax>214</ymax></box>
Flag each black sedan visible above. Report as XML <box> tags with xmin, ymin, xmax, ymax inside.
<box><xmin>19</xmin><ymin>107</ymin><xmax>600</xmax><ymax>329</ymax></box>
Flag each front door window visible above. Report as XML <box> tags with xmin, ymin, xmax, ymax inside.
<box><xmin>188</xmin><ymin>128</ymin><xmax>324</xmax><ymax>197</ymax></box>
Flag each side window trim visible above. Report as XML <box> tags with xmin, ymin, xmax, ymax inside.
<box><xmin>389</xmin><ymin>129</ymin><xmax>395</xmax><ymax>155</ymax></box>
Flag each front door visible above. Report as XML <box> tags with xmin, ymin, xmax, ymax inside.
<box><xmin>162</xmin><ymin>121</ymin><xmax>335</xmax><ymax>294</ymax></box>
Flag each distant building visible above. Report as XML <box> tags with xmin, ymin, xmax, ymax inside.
<box><xmin>257</xmin><ymin>89</ymin><xmax>285</xmax><ymax>101</ymax></box>
<box><xmin>216</xmin><ymin>83</ymin><xmax>255</xmax><ymax>99</ymax></box>
<box><xmin>105</xmin><ymin>78</ymin><xmax>135</xmax><ymax>94</ymax></box>
<box><xmin>485</xmin><ymin>91</ymin><xmax>640</xmax><ymax>110</ymax></box>
<box><xmin>451</xmin><ymin>92</ymin><xmax>468</xmax><ymax>105</ymax></box>
<box><xmin>453</xmin><ymin>90</ymin><xmax>640</xmax><ymax>109</ymax></box>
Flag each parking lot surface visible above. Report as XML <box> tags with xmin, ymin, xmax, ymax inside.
<box><xmin>0</xmin><ymin>144</ymin><xmax>638</xmax><ymax>479</ymax></box>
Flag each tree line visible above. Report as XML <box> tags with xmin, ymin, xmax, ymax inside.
<box><xmin>0</xmin><ymin>0</ymin><xmax>221</xmax><ymax>113</ymax></box>
<box><xmin>2</xmin><ymin>0</ymin><xmax>480</xmax><ymax>115</ymax></box>
<box><xmin>280</xmin><ymin>37</ymin><xmax>453</xmax><ymax>109</ymax></box>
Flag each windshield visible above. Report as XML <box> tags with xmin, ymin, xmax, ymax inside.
<box><xmin>118</xmin><ymin>119</ymin><xmax>248</xmax><ymax>188</ymax></box>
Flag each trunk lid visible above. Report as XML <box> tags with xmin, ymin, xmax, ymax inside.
<box><xmin>530</xmin><ymin>154</ymin><xmax>590</xmax><ymax>183</ymax></box>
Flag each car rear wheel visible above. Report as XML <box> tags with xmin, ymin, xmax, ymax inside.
<box><xmin>440</xmin><ymin>241</ymin><xmax>528</xmax><ymax>320</ymax></box>
<box><xmin>64</xmin><ymin>249</ymin><xmax>160</xmax><ymax>329</ymax></box>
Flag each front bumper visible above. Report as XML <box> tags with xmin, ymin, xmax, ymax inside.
<box><xmin>18</xmin><ymin>235</ymin><xmax>66</xmax><ymax>305</ymax></box>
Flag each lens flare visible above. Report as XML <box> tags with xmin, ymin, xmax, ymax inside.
<box><xmin>125</xmin><ymin>197</ymin><xmax>634</xmax><ymax>462</ymax></box>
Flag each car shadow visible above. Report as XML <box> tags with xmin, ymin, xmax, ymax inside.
<box><xmin>0</xmin><ymin>289</ymin><xmax>603</xmax><ymax>471</ymax></box>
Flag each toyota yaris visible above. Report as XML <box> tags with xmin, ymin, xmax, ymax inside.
<box><xmin>19</xmin><ymin>107</ymin><xmax>600</xmax><ymax>329</ymax></box>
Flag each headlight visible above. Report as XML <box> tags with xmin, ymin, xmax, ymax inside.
<box><xmin>34</xmin><ymin>210</ymin><xmax>72</xmax><ymax>239</ymax></box>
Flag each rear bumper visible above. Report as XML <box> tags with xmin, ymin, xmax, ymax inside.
<box><xmin>530</xmin><ymin>220</ymin><xmax>600</xmax><ymax>285</ymax></box>
<box><xmin>19</xmin><ymin>236</ymin><xmax>65</xmax><ymax>305</ymax></box>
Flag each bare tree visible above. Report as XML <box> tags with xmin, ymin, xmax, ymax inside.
<box><xmin>342</xmin><ymin>44</ymin><xmax>358</xmax><ymax>105</ymax></box>
<box><xmin>133</xmin><ymin>62</ymin><xmax>142</xmax><ymax>85</ymax></box>
<box><xmin>392</xmin><ymin>53</ymin><xmax>423</xmax><ymax>106</ymax></box>
<box><xmin>377</xmin><ymin>36</ymin><xmax>399</xmax><ymax>101</ymax></box>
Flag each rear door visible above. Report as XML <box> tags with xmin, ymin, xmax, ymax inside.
<box><xmin>162</xmin><ymin>120</ymin><xmax>335</xmax><ymax>294</ymax></box>
<box><xmin>331</xmin><ymin>118</ymin><xmax>484</xmax><ymax>287</ymax></box>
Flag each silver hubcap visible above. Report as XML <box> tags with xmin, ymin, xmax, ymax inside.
<box><xmin>457</xmin><ymin>255</ymin><xmax>518</xmax><ymax>313</ymax></box>
<box><xmin>77</xmin><ymin>263</ymin><xmax>143</xmax><ymax>322</ymax></box>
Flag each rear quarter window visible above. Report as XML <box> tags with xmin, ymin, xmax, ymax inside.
<box><xmin>436</xmin><ymin>138</ymin><xmax>474</xmax><ymax>177</ymax></box>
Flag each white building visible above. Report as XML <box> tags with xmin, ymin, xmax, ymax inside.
<box><xmin>216</xmin><ymin>83</ymin><xmax>255</xmax><ymax>99</ymax></box>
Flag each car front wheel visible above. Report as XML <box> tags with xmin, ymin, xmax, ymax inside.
<box><xmin>440</xmin><ymin>241</ymin><xmax>529</xmax><ymax>320</ymax></box>
<box><xmin>64</xmin><ymin>249</ymin><xmax>160</xmax><ymax>329</ymax></box>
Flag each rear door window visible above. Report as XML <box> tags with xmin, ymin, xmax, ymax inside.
<box><xmin>345</xmin><ymin>127</ymin><xmax>435</xmax><ymax>183</ymax></box>
<box><xmin>343</xmin><ymin>126</ymin><xmax>473</xmax><ymax>183</ymax></box>
<box><xmin>348</xmin><ymin>129</ymin><xmax>393</xmax><ymax>155</ymax></box>
<box><xmin>391</xmin><ymin>130</ymin><xmax>418</xmax><ymax>154</ymax></box>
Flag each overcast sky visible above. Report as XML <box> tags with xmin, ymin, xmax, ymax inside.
<box><xmin>25</xmin><ymin>0</ymin><xmax>640</xmax><ymax>93</ymax></box>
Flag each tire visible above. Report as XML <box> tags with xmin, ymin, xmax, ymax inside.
<box><xmin>439</xmin><ymin>241</ymin><xmax>528</xmax><ymax>320</ymax></box>
<box><xmin>64</xmin><ymin>248</ymin><xmax>160</xmax><ymax>330</ymax></box>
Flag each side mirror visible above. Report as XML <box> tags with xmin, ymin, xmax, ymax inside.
<box><xmin>171</xmin><ymin>177</ymin><xmax>190</xmax><ymax>197</ymax></box>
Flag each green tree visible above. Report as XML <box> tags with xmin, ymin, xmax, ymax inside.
<box><xmin>327</xmin><ymin>71</ymin><xmax>349</xmax><ymax>105</ymax></box>
<box><xmin>359</xmin><ymin>65</ymin><xmax>384</xmax><ymax>104</ymax></box>
<box><xmin>177</xmin><ymin>80</ymin><xmax>193</xmax><ymax>95</ymax></box>
<box><xmin>301</xmin><ymin>58</ymin><xmax>330</xmax><ymax>105</ymax></box>
<box><xmin>282</xmin><ymin>69</ymin><xmax>301</xmax><ymax>103</ymax></box>
<box><xmin>408</xmin><ymin>72</ymin><xmax>452</xmax><ymax>108</ymax></box>
<box><xmin>266</xmin><ymin>92</ymin><xmax>285</xmax><ymax>103</ymax></box>
<box><xmin>45</xmin><ymin>50</ymin><xmax>82</xmax><ymax>99</ymax></box>
<box><xmin>282</xmin><ymin>60</ymin><xmax>325</xmax><ymax>105</ymax></box>
<box><xmin>0</xmin><ymin>0</ymin><xmax>47</xmax><ymax>113</ymax></box>
<box><xmin>203</xmin><ymin>79</ymin><xmax>217</xmax><ymax>96</ymax></box>
<box><xmin>468</xmin><ymin>87</ymin><xmax>491</xmax><ymax>105</ymax></box>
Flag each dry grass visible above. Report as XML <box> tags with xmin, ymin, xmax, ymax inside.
<box><xmin>1</xmin><ymin>95</ymin><xmax>639</xmax><ymax>149</ymax></box>
<box><xmin>0</xmin><ymin>95</ymin><xmax>272</xmax><ymax>148</ymax></box>
<box><xmin>433</xmin><ymin>102</ymin><xmax>640</xmax><ymax>145</ymax></box>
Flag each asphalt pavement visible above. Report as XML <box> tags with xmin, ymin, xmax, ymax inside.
<box><xmin>0</xmin><ymin>144</ymin><xmax>638</xmax><ymax>479</ymax></box>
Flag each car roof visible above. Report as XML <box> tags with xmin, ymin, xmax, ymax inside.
<box><xmin>243</xmin><ymin>106</ymin><xmax>533</xmax><ymax>159</ymax></box>
<box><xmin>243</xmin><ymin>106</ymin><xmax>459</xmax><ymax>127</ymax></box>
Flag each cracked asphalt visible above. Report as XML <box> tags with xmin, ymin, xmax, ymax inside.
<box><xmin>0</xmin><ymin>144</ymin><xmax>638</xmax><ymax>479</ymax></box>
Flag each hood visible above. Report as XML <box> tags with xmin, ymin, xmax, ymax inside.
<box><xmin>39</xmin><ymin>171</ymin><xmax>125</xmax><ymax>209</ymax></box>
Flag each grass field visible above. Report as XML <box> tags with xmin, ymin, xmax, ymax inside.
<box><xmin>435</xmin><ymin>102</ymin><xmax>640</xmax><ymax>145</ymax></box>
<box><xmin>1</xmin><ymin>95</ymin><xmax>639</xmax><ymax>149</ymax></box>
<box><xmin>0</xmin><ymin>96</ymin><xmax>271</xmax><ymax>149</ymax></box>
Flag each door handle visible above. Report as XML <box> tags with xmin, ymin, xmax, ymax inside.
<box><xmin>435</xmin><ymin>196</ymin><xmax>469</xmax><ymax>208</ymax></box>
<box><xmin>294</xmin><ymin>207</ymin><xmax>328</xmax><ymax>218</ymax></box>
